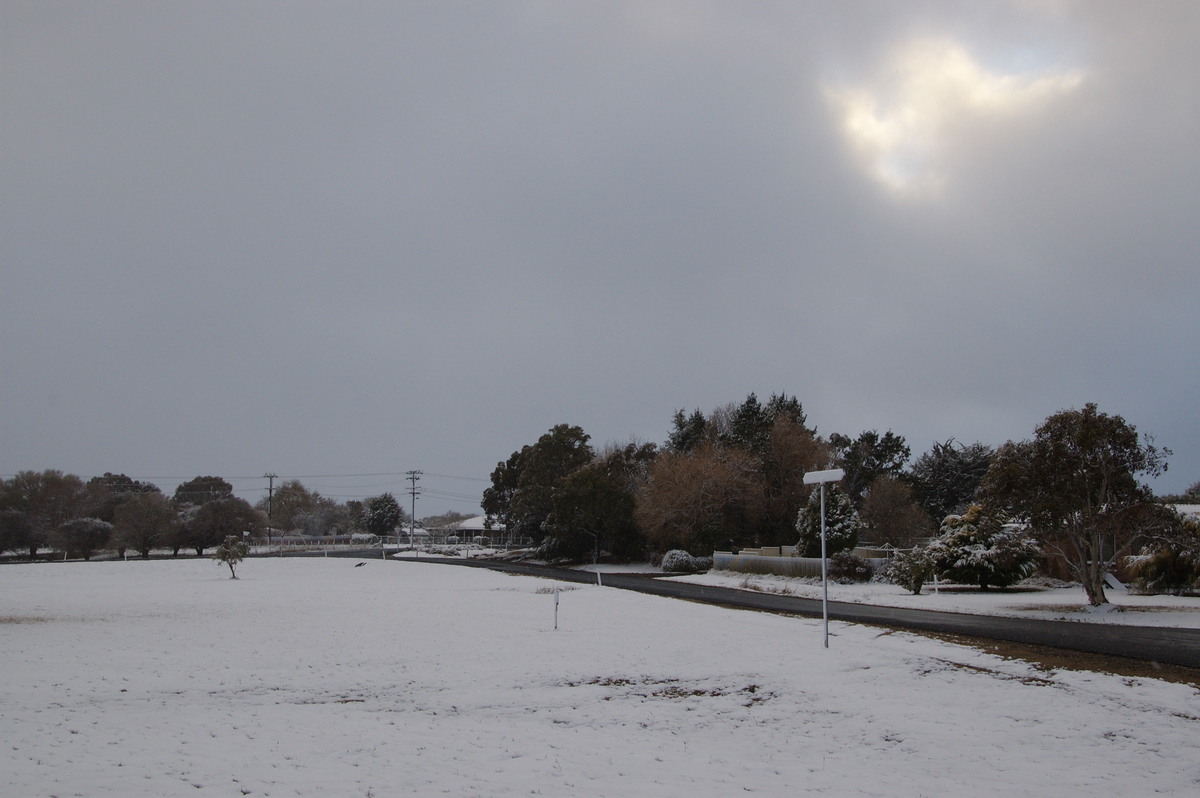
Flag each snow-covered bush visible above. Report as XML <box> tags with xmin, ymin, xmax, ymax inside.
<box><xmin>662</xmin><ymin>549</ymin><xmax>704</xmax><ymax>573</ymax></box>
<box><xmin>925</xmin><ymin>505</ymin><xmax>1039</xmax><ymax>589</ymax></box>
<box><xmin>884</xmin><ymin>546</ymin><xmax>936</xmax><ymax>594</ymax></box>
<box><xmin>1125</xmin><ymin>513</ymin><xmax>1200</xmax><ymax>595</ymax></box>
<box><xmin>795</xmin><ymin>485</ymin><xmax>862</xmax><ymax>558</ymax></box>
<box><xmin>1126</xmin><ymin>549</ymin><xmax>1200</xmax><ymax>595</ymax></box>
<box><xmin>828</xmin><ymin>551</ymin><xmax>874</xmax><ymax>583</ymax></box>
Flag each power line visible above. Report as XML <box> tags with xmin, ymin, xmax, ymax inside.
<box><xmin>423</xmin><ymin>472</ymin><xmax>490</xmax><ymax>482</ymax></box>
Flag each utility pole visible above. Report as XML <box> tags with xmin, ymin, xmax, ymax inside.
<box><xmin>405</xmin><ymin>470</ymin><xmax>422</xmax><ymax>556</ymax></box>
<box><xmin>264</xmin><ymin>473</ymin><xmax>277</xmax><ymax>550</ymax></box>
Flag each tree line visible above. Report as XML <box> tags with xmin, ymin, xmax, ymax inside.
<box><xmin>482</xmin><ymin>392</ymin><xmax>988</xmax><ymax>561</ymax></box>
<box><xmin>0</xmin><ymin>472</ymin><xmax>420</xmax><ymax>560</ymax></box>
<box><xmin>482</xmin><ymin>395</ymin><xmax>1197</xmax><ymax>604</ymax></box>
<box><xmin>4</xmin><ymin>394</ymin><xmax>1197</xmax><ymax>605</ymax></box>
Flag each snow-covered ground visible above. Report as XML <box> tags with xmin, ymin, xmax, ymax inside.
<box><xmin>670</xmin><ymin>570</ymin><xmax>1200</xmax><ymax>628</ymax></box>
<box><xmin>2</xmin><ymin>558</ymin><xmax>1198</xmax><ymax>796</ymax></box>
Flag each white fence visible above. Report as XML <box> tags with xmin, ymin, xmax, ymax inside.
<box><xmin>712</xmin><ymin>551</ymin><xmax>889</xmax><ymax>578</ymax></box>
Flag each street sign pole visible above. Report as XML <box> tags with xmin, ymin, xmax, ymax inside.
<box><xmin>820</xmin><ymin>481</ymin><xmax>828</xmax><ymax>647</ymax></box>
<box><xmin>803</xmin><ymin>468</ymin><xmax>845</xmax><ymax>648</ymax></box>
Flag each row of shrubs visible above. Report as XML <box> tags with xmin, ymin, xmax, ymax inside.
<box><xmin>662</xmin><ymin>504</ymin><xmax>1200</xmax><ymax>596</ymax></box>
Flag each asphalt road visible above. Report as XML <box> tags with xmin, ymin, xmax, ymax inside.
<box><xmin>371</xmin><ymin>554</ymin><xmax>1200</xmax><ymax>670</ymax></box>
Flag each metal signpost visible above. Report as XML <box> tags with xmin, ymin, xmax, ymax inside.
<box><xmin>802</xmin><ymin>468</ymin><xmax>845</xmax><ymax>648</ymax></box>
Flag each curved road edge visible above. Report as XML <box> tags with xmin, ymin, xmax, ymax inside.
<box><xmin>396</xmin><ymin>556</ymin><xmax>1200</xmax><ymax>670</ymax></box>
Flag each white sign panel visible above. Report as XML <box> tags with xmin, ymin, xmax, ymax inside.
<box><xmin>802</xmin><ymin>468</ymin><xmax>845</xmax><ymax>485</ymax></box>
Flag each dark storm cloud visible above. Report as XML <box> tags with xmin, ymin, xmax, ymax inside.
<box><xmin>3</xmin><ymin>1</ymin><xmax>1197</xmax><ymax>506</ymax></box>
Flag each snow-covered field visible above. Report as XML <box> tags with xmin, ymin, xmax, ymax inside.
<box><xmin>672</xmin><ymin>570</ymin><xmax>1200</xmax><ymax>628</ymax></box>
<box><xmin>2</xmin><ymin>558</ymin><xmax>1198</xmax><ymax>796</ymax></box>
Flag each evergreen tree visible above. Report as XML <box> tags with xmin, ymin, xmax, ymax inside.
<box><xmin>725</xmin><ymin>392</ymin><xmax>771</xmax><ymax>453</ymax></box>
<box><xmin>364</xmin><ymin>493</ymin><xmax>404</xmax><ymax>537</ymax></box>
<box><xmin>484</xmin><ymin>424</ymin><xmax>593</xmax><ymax>543</ymax></box>
<box><xmin>829</xmin><ymin>430</ymin><xmax>910</xmax><ymax>506</ymax></box>
<box><xmin>666</xmin><ymin>409</ymin><xmax>708</xmax><ymax>453</ymax></box>
<box><xmin>925</xmin><ymin>505</ymin><xmax>1039</xmax><ymax>590</ymax></box>
<box><xmin>795</xmin><ymin>484</ymin><xmax>862</xmax><ymax>558</ymax></box>
<box><xmin>481</xmin><ymin>447</ymin><xmax>527</xmax><ymax>533</ymax></box>
<box><xmin>641</xmin><ymin>393</ymin><xmax>824</xmax><ymax>552</ymax></box>
<box><xmin>907</xmin><ymin>439</ymin><xmax>993</xmax><ymax>523</ymax></box>
<box><xmin>544</xmin><ymin>464</ymin><xmax>639</xmax><ymax>561</ymax></box>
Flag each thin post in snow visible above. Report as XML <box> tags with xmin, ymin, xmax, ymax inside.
<box><xmin>803</xmin><ymin>467</ymin><xmax>845</xmax><ymax>650</ymax></box>
<box><xmin>820</xmin><ymin>482</ymin><xmax>828</xmax><ymax>648</ymax></box>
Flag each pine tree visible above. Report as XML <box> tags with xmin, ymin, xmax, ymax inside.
<box><xmin>907</xmin><ymin>438</ymin><xmax>994</xmax><ymax>523</ymax></box>
<box><xmin>925</xmin><ymin>505</ymin><xmax>1038</xmax><ymax>589</ymax></box>
<box><xmin>795</xmin><ymin>485</ymin><xmax>862</xmax><ymax>557</ymax></box>
<box><xmin>364</xmin><ymin>493</ymin><xmax>404</xmax><ymax>537</ymax></box>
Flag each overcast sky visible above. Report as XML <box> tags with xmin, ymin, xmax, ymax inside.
<box><xmin>3</xmin><ymin>1</ymin><xmax>1197</xmax><ymax>513</ymax></box>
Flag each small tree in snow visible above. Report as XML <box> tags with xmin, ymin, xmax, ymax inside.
<box><xmin>795</xmin><ymin>485</ymin><xmax>862</xmax><ymax>558</ymax></box>
<box><xmin>213</xmin><ymin>535</ymin><xmax>250</xmax><ymax>579</ymax></box>
<box><xmin>886</xmin><ymin>546</ymin><xmax>936</xmax><ymax>594</ymax></box>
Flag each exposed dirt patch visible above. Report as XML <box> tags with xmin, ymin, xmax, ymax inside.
<box><xmin>916</xmin><ymin>657</ymin><xmax>1060</xmax><ymax>687</ymax></box>
<box><xmin>567</xmin><ymin>676</ymin><xmax>776</xmax><ymax>706</ymax></box>
<box><xmin>912</xmin><ymin>629</ymin><xmax>1200</xmax><ymax>688</ymax></box>
<box><xmin>0</xmin><ymin>616</ymin><xmax>51</xmax><ymax>624</ymax></box>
